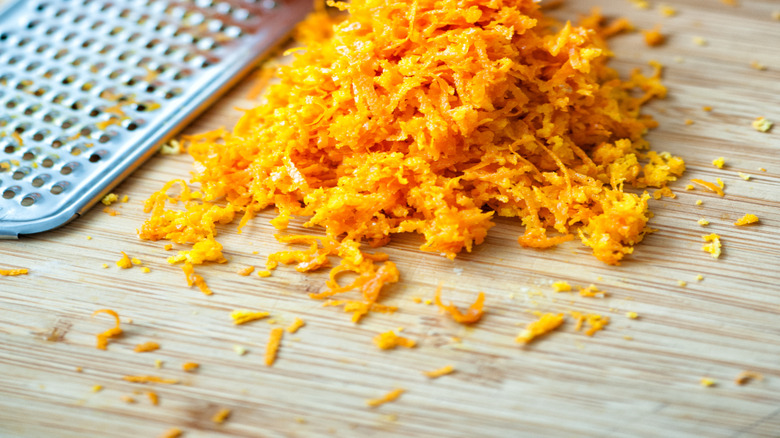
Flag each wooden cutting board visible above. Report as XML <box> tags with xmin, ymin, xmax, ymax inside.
<box><xmin>2</xmin><ymin>1</ymin><xmax>780</xmax><ymax>437</ymax></box>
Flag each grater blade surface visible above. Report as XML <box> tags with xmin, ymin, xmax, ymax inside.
<box><xmin>0</xmin><ymin>0</ymin><xmax>311</xmax><ymax>238</ymax></box>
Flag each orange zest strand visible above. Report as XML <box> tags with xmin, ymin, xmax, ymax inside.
<box><xmin>286</xmin><ymin>317</ymin><xmax>306</xmax><ymax>333</ymax></box>
<box><xmin>0</xmin><ymin>268</ymin><xmax>28</xmax><ymax>276</ymax></box>
<box><xmin>734</xmin><ymin>213</ymin><xmax>759</xmax><ymax>226</ymax></box>
<box><xmin>434</xmin><ymin>286</ymin><xmax>485</xmax><ymax>324</ymax></box>
<box><xmin>373</xmin><ymin>330</ymin><xmax>416</xmax><ymax>350</ymax></box>
<box><xmin>122</xmin><ymin>375</ymin><xmax>180</xmax><ymax>384</ymax></box>
<box><xmin>366</xmin><ymin>388</ymin><xmax>405</xmax><ymax>407</ymax></box>
<box><xmin>516</xmin><ymin>313</ymin><xmax>565</xmax><ymax>344</ymax></box>
<box><xmin>134</xmin><ymin>342</ymin><xmax>161</xmax><ymax>353</ymax></box>
<box><xmin>231</xmin><ymin>310</ymin><xmax>270</xmax><ymax>325</ymax></box>
<box><xmin>182</xmin><ymin>362</ymin><xmax>200</xmax><ymax>372</ymax></box>
<box><xmin>691</xmin><ymin>179</ymin><xmax>725</xmax><ymax>196</ymax></box>
<box><xmin>92</xmin><ymin>309</ymin><xmax>122</xmax><ymax>350</ymax></box>
<box><xmin>422</xmin><ymin>365</ymin><xmax>455</xmax><ymax>379</ymax></box>
<box><xmin>140</xmin><ymin>0</ymin><xmax>682</xmax><ymax>321</ymax></box>
<box><xmin>212</xmin><ymin>408</ymin><xmax>231</xmax><ymax>424</ymax></box>
<box><xmin>265</xmin><ymin>327</ymin><xmax>284</xmax><ymax>367</ymax></box>
<box><xmin>159</xmin><ymin>428</ymin><xmax>183</xmax><ymax>438</ymax></box>
<box><xmin>146</xmin><ymin>391</ymin><xmax>159</xmax><ymax>406</ymax></box>
<box><xmin>570</xmin><ymin>312</ymin><xmax>610</xmax><ymax>336</ymax></box>
<box><xmin>734</xmin><ymin>370</ymin><xmax>763</xmax><ymax>385</ymax></box>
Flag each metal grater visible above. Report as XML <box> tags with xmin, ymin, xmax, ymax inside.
<box><xmin>0</xmin><ymin>0</ymin><xmax>311</xmax><ymax>238</ymax></box>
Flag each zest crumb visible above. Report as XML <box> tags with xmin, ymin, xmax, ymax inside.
<box><xmin>102</xmin><ymin>207</ymin><xmax>120</xmax><ymax>216</ymax></box>
<box><xmin>696</xmin><ymin>274</ymin><xmax>704</xmax><ymax>281</ymax></box>
<box><xmin>734</xmin><ymin>214</ymin><xmax>759</xmax><ymax>226</ymax></box>
<box><xmin>231</xmin><ymin>309</ymin><xmax>270</xmax><ymax>325</ymax></box>
<box><xmin>721</xmin><ymin>0</ymin><xmax>738</xmax><ymax>6</ymax></box>
<box><xmin>92</xmin><ymin>385</ymin><xmax>103</xmax><ymax>392</ymax></box>
<box><xmin>693</xmin><ymin>36</ymin><xmax>707</xmax><ymax>46</ymax></box>
<box><xmin>684</xmin><ymin>184</ymin><xmax>694</xmax><ymax>191</ymax></box>
<box><xmin>716</xmin><ymin>178</ymin><xmax>724</xmax><ymax>189</ymax></box>
<box><xmin>121</xmin><ymin>195</ymin><xmax>129</xmax><ymax>203</ymax></box>
<box><xmin>551</xmin><ymin>281</ymin><xmax>572</xmax><ymax>292</ymax></box>
<box><xmin>516</xmin><ymin>312</ymin><xmax>565</xmax><ymax>344</ymax></box>
<box><xmin>702</xmin><ymin>106</ymin><xmax>713</xmax><ymax>112</ymax></box>
<box><xmin>697</xmin><ymin>219</ymin><xmax>710</xmax><ymax>226</ymax></box>
<box><xmin>257</xmin><ymin>270</ymin><xmax>272</xmax><ymax>278</ymax></box>
<box><xmin>159</xmin><ymin>428</ymin><xmax>183</xmax><ymax>438</ymax></box>
<box><xmin>286</xmin><ymin>317</ymin><xmax>305</xmax><ymax>334</ymax></box>
<box><xmin>700</xmin><ymin>378</ymin><xmax>716</xmax><ymax>387</ymax></box>
<box><xmin>155</xmin><ymin>360</ymin><xmax>163</xmax><ymax>369</ymax></box>
<box><xmin>212</xmin><ymin>408</ymin><xmax>231</xmax><ymax>424</ymax></box>
<box><xmin>623</xmin><ymin>335</ymin><xmax>634</xmax><ymax>341</ymax></box>
<box><xmin>120</xmin><ymin>395</ymin><xmax>136</xmax><ymax>403</ymax></box>
<box><xmin>86</xmin><ymin>236</ymin><xmax>93</xmax><ymax>240</ymax></box>
<box><xmin>685</xmin><ymin>119</ymin><xmax>694</xmax><ymax>125</ymax></box>
<box><xmin>374</xmin><ymin>330</ymin><xmax>416</xmax><ymax>350</ymax></box>
<box><xmin>0</xmin><ymin>268</ymin><xmax>28</xmax><ymax>276</ymax></box>
<box><xmin>366</xmin><ymin>388</ymin><xmax>404</xmax><ymax>407</ymax></box>
<box><xmin>702</xmin><ymin>234</ymin><xmax>722</xmax><ymax>259</ymax></box>
<box><xmin>92</xmin><ymin>309</ymin><xmax>122</xmax><ymax>350</ymax></box>
<box><xmin>750</xmin><ymin>61</ymin><xmax>767</xmax><ymax>71</ymax></box>
<box><xmin>102</xmin><ymin>263</ymin><xmax>109</xmax><ymax>269</ymax></box>
<box><xmin>237</xmin><ymin>266</ymin><xmax>255</xmax><ymax>276</ymax></box>
<box><xmin>164</xmin><ymin>244</ymin><xmax>173</xmax><ymax>251</ymax></box>
<box><xmin>579</xmin><ymin>284</ymin><xmax>606</xmax><ymax>298</ymax></box>
<box><xmin>116</xmin><ymin>252</ymin><xmax>133</xmax><ymax>269</ymax></box>
<box><xmin>265</xmin><ymin>327</ymin><xmax>284</xmax><ymax>366</ymax></box>
<box><xmin>571</xmin><ymin>312</ymin><xmax>610</xmax><ymax>336</ymax></box>
<box><xmin>759</xmin><ymin>168</ymin><xmax>767</xmax><ymax>172</ymax></box>
<box><xmin>678</xmin><ymin>280</ymin><xmax>687</xmax><ymax>287</ymax></box>
<box><xmin>752</xmin><ymin>117</ymin><xmax>773</xmax><ymax>132</ymax></box>
<box><xmin>422</xmin><ymin>365</ymin><xmax>455</xmax><ymax>379</ymax></box>
<box><xmin>134</xmin><ymin>342</ymin><xmax>161</xmax><ymax>353</ymax></box>
<box><xmin>628</xmin><ymin>0</ymin><xmax>649</xmax><ymax>9</ymax></box>
<box><xmin>131</xmin><ymin>258</ymin><xmax>142</xmax><ymax>265</ymax></box>
<box><xmin>735</xmin><ymin>370</ymin><xmax>763</xmax><ymax>385</ymax></box>
<box><xmin>642</xmin><ymin>26</ymin><xmax>665</xmax><ymax>46</ymax></box>
<box><xmin>691</xmin><ymin>179</ymin><xmax>724</xmax><ymax>196</ymax></box>
<box><xmin>626</xmin><ymin>312</ymin><xmax>638</xmax><ymax>319</ymax></box>
<box><xmin>182</xmin><ymin>362</ymin><xmax>199</xmax><ymax>372</ymax></box>
<box><xmin>233</xmin><ymin>345</ymin><xmax>248</xmax><ymax>356</ymax></box>
<box><xmin>101</xmin><ymin>193</ymin><xmax>118</xmax><ymax>205</ymax></box>
<box><xmin>76</xmin><ymin>367</ymin><xmax>83</xmax><ymax>372</ymax></box>
<box><xmin>695</xmin><ymin>200</ymin><xmax>703</xmax><ymax>206</ymax></box>
<box><xmin>737</xmin><ymin>172</ymin><xmax>751</xmax><ymax>181</ymax></box>
<box><xmin>141</xmin><ymin>267</ymin><xmax>151</xmax><ymax>273</ymax></box>
<box><xmin>773</xmin><ymin>11</ymin><xmax>780</xmax><ymax>20</ymax></box>
<box><xmin>122</xmin><ymin>375</ymin><xmax>179</xmax><ymax>384</ymax></box>
<box><xmin>147</xmin><ymin>391</ymin><xmax>159</xmax><ymax>406</ymax></box>
<box><xmin>659</xmin><ymin>5</ymin><xmax>676</xmax><ymax>16</ymax></box>
<box><xmin>712</xmin><ymin>157</ymin><xmax>725</xmax><ymax>169</ymax></box>
<box><xmin>434</xmin><ymin>286</ymin><xmax>485</xmax><ymax>324</ymax></box>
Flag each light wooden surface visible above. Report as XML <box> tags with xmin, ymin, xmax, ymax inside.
<box><xmin>2</xmin><ymin>1</ymin><xmax>780</xmax><ymax>437</ymax></box>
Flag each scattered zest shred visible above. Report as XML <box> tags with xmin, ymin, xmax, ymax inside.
<box><xmin>734</xmin><ymin>214</ymin><xmax>759</xmax><ymax>226</ymax></box>
<box><xmin>690</xmin><ymin>179</ymin><xmax>724</xmax><ymax>196</ymax></box>
<box><xmin>712</xmin><ymin>157</ymin><xmax>725</xmax><ymax>169</ymax></box>
<box><xmin>231</xmin><ymin>309</ymin><xmax>270</xmax><ymax>325</ymax></box>
<box><xmin>700</xmin><ymin>377</ymin><xmax>716</xmax><ymax>387</ymax></box>
<box><xmin>578</xmin><ymin>284</ymin><xmax>606</xmax><ymax>298</ymax></box>
<box><xmin>516</xmin><ymin>312</ymin><xmax>565</xmax><ymax>344</ymax></box>
<box><xmin>701</xmin><ymin>233</ymin><xmax>722</xmax><ymax>259</ymax></box>
<box><xmin>434</xmin><ymin>285</ymin><xmax>485</xmax><ymax>324</ymax></box>
<box><xmin>182</xmin><ymin>362</ymin><xmax>200</xmax><ymax>372</ymax></box>
<box><xmin>0</xmin><ymin>268</ymin><xmax>28</xmax><ymax>276</ymax></box>
<box><xmin>102</xmin><ymin>193</ymin><xmax>119</xmax><ymax>205</ymax></box>
<box><xmin>422</xmin><ymin>365</ymin><xmax>455</xmax><ymax>379</ymax></box>
<box><xmin>642</xmin><ymin>26</ymin><xmax>665</xmax><ymax>46</ymax></box>
<box><xmin>265</xmin><ymin>327</ymin><xmax>284</xmax><ymax>367</ymax></box>
<box><xmin>122</xmin><ymin>375</ymin><xmax>179</xmax><ymax>385</ymax></box>
<box><xmin>134</xmin><ymin>342</ymin><xmax>161</xmax><ymax>353</ymax></box>
<box><xmin>139</xmin><ymin>0</ymin><xmax>682</xmax><ymax>323</ymax></box>
<box><xmin>237</xmin><ymin>266</ymin><xmax>255</xmax><ymax>276</ymax></box>
<box><xmin>752</xmin><ymin>117</ymin><xmax>773</xmax><ymax>133</ymax></box>
<box><xmin>120</xmin><ymin>395</ymin><xmax>136</xmax><ymax>404</ymax></box>
<box><xmin>551</xmin><ymin>281</ymin><xmax>572</xmax><ymax>292</ymax></box>
<box><xmin>366</xmin><ymin>388</ymin><xmax>404</xmax><ymax>408</ymax></box>
<box><xmin>182</xmin><ymin>262</ymin><xmax>213</xmax><ymax>296</ymax></box>
<box><xmin>286</xmin><ymin>317</ymin><xmax>305</xmax><ymax>333</ymax></box>
<box><xmin>159</xmin><ymin>428</ymin><xmax>183</xmax><ymax>438</ymax></box>
<box><xmin>212</xmin><ymin>408</ymin><xmax>231</xmax><ymax>424</ymax></box>
<box><xmin>116</xmin><ymin>252</ymin><xmax>133</xmax><ymax>269</ymax></box>
<box><xmin>570</xmin><ymin>312</ymin><xmax>610</xmax><ymax>336</ymax></box>
<box><xmin>735</xmin><ymin>370</ymin><xmax>763</xmax><ymax>385</ymax></box>
<box><xmin>92</xmin><ymin>309</ymin><xmax>122</xmax><ymax>350</ymax></box>
<box><xmin>147</xmin><ymin>391</ymin><xmax>160</xmax><ymax>406</ymax></box>
<box><xmin>373</xmin><ymin>330</ymin><xmax>416</xmax><ymax>350</ymax></box>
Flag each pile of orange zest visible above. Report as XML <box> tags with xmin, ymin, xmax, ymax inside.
<box><xmin>0</xmin><ymin>268</ymin><xmax>28</xmax><ymax>276</ymax></box>
<box><xmin>286</xmin><ymin>317</ymin><xmax>306</xmax><ymax>334</ymax></box>
<box><xmin>735</xmin><ymin>370</ymin><xmax>763</xmax><ymax>385</ymax></box>
<box><xmin>159</xmin><ymin>427</ymin><xmax>183</xmax><ymax>438</ymax></box>
<box><xmin>265</xmin><ymin>327</ymin><xmax>284</xmax><ymax>366</ymax></box>
<box><xmin>122</xmin><ymin>375</ymin><xmax>179</xmax><ymax>384</ymax></box>
<box><xmin>116</xmin><ymin>252</ymin><xmax>133</xmax><ymax>269</ymax></box>
<box><xmin>516</xmin><ymin>312</ymin><xmax>565</xmax><ymax>344</ymax></box>
<box><xmin>691</xmin><ymin>179</ymin><xmax>724</xmax><ymax>197</ymax></box>
<box><xmin>212</xmin><ymin>408</ymin><xmax>231</xmax><ymax>424</ymax></box>
<box><xmin>139</xmin><ymin>0</ymin><xmax>681</xmax><ymax>320</ymax></box>
<box><xmin>422</xmin><ymin>365</ymin><xmax>455</xmax><ymax>379</ymax></box>
<box><xmin>366</xmin><ymin>388</ymin><xmax>404</xmax><ymax>408</ymax></box>
<box><xmin>373</xmin><ymin>330</ymin><xmax>416</xmax><ymax>350</ymax></box>
<box><xmin>702</xmin><ymin>233</ymin><xmax>722</xmax><ymax>259</ymax></box>
<box><xmin>182</xmin><ymin>362</ymin><xmax>200</xmax><ymax>372</ymax></box>
<box><xmin>578</xmin><ymin>284</ymin><xmax>606</xmax><ymax>298</ymax></box>
<box><xmin>134</xmin><ymin>341</ymin><xmax>160</xmax><ymax>353</ymax></box>
<box><xmin>147</xmin><ymin>391</ymin><xmax>159</xmax><ymax>406</ymax></box>
<box><xmin>231</xmin><ymin>309</ymin><xmax>270</xmax><ymax>325</ymax></box>
<box><xmin>237</xmin><ymin>265</ymin><xmax>255</xmax><ymax>276</ymax></box>
<box><xmin>434</xmin><ymin>286</ymin><xmax>485</xmax><ymax>324</ymax></box>
<box><xmin>734</xmin><ymin>213</ymin><xmax>759</xmax><ymax>226</ymax></box>
<box><xmin>570</xmin><ymin>311</ymin><xmax>610</xmax><ymax>336</ymax></box>
<box><xmin>92</xmin><ymin>309</ymin><xmax>122</xmax><ymax>350</ymax></box>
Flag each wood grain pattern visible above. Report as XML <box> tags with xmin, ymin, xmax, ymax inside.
<box><xmin>2</xmin><ymin>1</ymin><xmax>780</xmax><ymax>437</ymax></box>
